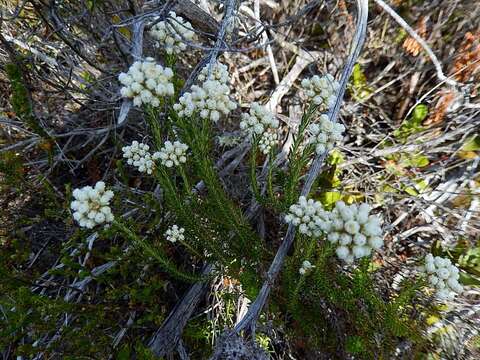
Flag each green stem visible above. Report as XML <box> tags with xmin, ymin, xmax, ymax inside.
<box><xmin>145</xmin><ymin>105</ymin><xmax>163</xmax><ymax>148</ymax></box>
<box><xmin>249</xmin><ymin>139</ymin><xmax>262</xmax><ymax>202</ymax></box>
<box><xmin>112</xmin><ymin>219</ymin><xmax>202</xmax><ymax>283</ymax></box>
<box><xmin>178</xmin><ymin>164</ymin><xmax>191</xmax><ymax>195</ymax></box>
<box><xmin>290</xmin><ymin>236</ymin><xmax>318</xmax><ymax>308</ymax></box>
<box><xmin>177</xmin><ymin>238</ymin><xmax>202</xmax><ymax>258</ymax></box>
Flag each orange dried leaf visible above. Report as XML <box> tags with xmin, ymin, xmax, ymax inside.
<box><xmin>402</xmin><ymin>17</ymin><xmax>427</xmax><ymax>57</ymax></box>
<box><xmin>222</xmin><ymin>277</ymin><xmax>239</xmax><ymax>287</ymax></box>
<box><xmin>450</xmin><ymin>31</ymin><xmax>480</xmax><ymax>82</ymax></box>
<box><xmin>424</xmin><ymin>90</ymin><xmax>455</xmax><ymax>126</ymax></box>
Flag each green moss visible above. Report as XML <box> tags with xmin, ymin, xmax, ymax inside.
<box><xmin>0</xmin><ymin>151</ymin><xmax>24</xmax><ymax>185</ymax></box>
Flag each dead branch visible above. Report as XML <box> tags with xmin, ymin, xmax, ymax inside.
<box><xmin>148</xmin><ymin>264</ymin><xmax>214</xmax><ymax>356</ymax></box>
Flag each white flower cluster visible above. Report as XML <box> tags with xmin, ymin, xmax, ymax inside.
<box><xmin>165</xmin><ymin>224</ymin><xmax>185</xmax><ymax>243</ymax></box>
<box><xmin>153</xmin><ymin>140</ymin><xmax>188</xmax><ymax>168</ymax></box>
<box><xmin>301</xmin><ymin>74</ymin><xmax>339</xmax><ymax>110</ymax></box>
<box><xmin>197</xmin><ymin>62</ymin><xmax>229</xmax><ymax>84</ymax></box>
<box><xmin>421</xmin><ymin>254</ymin><xmax>463</xmax><ymax>301</ymax></box>
<box><xmin>327</xmin><ymin>201</ymin><xmax>383</xmax><ymax>264</ymax></box>
<box><xmin>299</xmin><ymin>260</ymin><xmax>315</xmax><ymax>275</ymax></box>
<box><xmin>285</xmin><ymin>198</ymin><xmax>383</xmax><ymax>264</ymax></box>
<box><xmin>122</xmin><ymin>141</ymin><xmax>155</xmax><ymax>174</ymax></box>
<box><xmin>284</xmin><ymin>196</ymin><xmax>331</xmax><ymax>237</ymax></box>
<box><xmin>240</xmin><ymin>103</ymin><xmax>280</xmax><ymax>154</ymax></box>
<box><xmin>258</xmin><ymin>132</ymin><xmax>278</xmax><ymax>154</ymax></box>
<box><xmin>240</xmin><ymin>103</ymin><xmax>279</xmax><ymax>136</ymax></box>
<box><xmin>307</xmin><ymin>114</ymin><xmax>345</xmax><ymax>154</ymax></box>
<box><xmin>71</xmin><ymin>181</ymin><xmax>114</xmax><ymax>229</ymax></box>
<box><xmin>150</xmin><ymin>12</ymin><xmax>196</xmax><ymax>55</ymax></box>
<box><xmin>118</xmin><ymin>58</ymin><xmax>174</xmax><ymax>107</ymax></box>
<box><xmin>173</xmin><ymin>63</ymin><xmax>236</xmax><ymax>122</ymax></box>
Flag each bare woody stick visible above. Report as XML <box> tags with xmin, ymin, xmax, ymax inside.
<box><xmin>117</xmin><ymin>20</ymin><xmax>145</xmax><ymax>125</ymax></box>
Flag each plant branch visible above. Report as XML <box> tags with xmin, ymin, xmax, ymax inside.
<box><xmin>234</xmin><ymin>0</ymin><xmax>370</xmax><ymax>334</ymax></box>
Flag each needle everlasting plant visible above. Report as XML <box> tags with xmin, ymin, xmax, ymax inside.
<box><xmin>3</xmin><ymin>1</ymin><xmax>476</xmax><ymax>359</ymax></box>
<box><xmin>65</xmin><ymin>16</ymin><xmax>470</xmax><ymax>360</ymax></box>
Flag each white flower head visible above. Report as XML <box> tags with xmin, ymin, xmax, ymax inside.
<box><xmin>153</xmin><ymin>140</ymin><xmax>188</xmax><ymax>167</ymax></box>
<box><xmin>307</xmin><ymin>115</ymin><xmax>345</xmax><ymax>155</ymax></box>
<box><xmin>336</xmin><ymin>246</ymin><xmax>350</xmax><ymax>261</ymax></box>
<box><xmin>240</xmin><ymin>102</ymin><xmax>279</xmax><ymax>154</ymax></box>
<box><xmin>122</xmin><ymin>141</ymin><xmax>155</xmax><ymax>174</ymax></box>
<box><xmin>173</xmin><ymin>62</ymin><xmax>236</xmax><ymax>122</ymax></box>
<box><xmin>299</xmin><ymin>260</ymin><xmax>315</xmax><ymax>275</ymax></box>
<box><xmin>285</xmin><ymin>196</ymin><xmax>329</xmax><ymax>238</ymax></box>
<box><xmin>119</xmin><ymin>59</ymin><xmax>174</xmax><ymax>107</ymax></box>
<box><xmin>240</xmin><ymin>102</ymin><xmax>279</xmax><ymax>135</ymax></box>
<box><xmin>197</xmin><ymin>62</ymin><xmax>230</xmax><ymax>84</ymax></box>
<box><xmin>301</xmin><ymin>73</ymin><xmax>339</xmax><ymax>110</ymax></box>
<box><xmin>150</xmin><ymin>12</ymin><xmax>196</xmax><ymax>55</ymax></box>
<box><xmin>258</xmin><ymin>131</ymin><xmax>278</xmax><ymax>154</ymax></box>
<box><xmin>71</xmin><ymin>181</ymin><xmax>114</xmax><ymax>229</ymax></box>
<box><xmin>165</xmin><ymin>224</ymin><xmax>185</xmax><ymax>243</ymax></box>
<box><xmin>421</xmin><ymin>255</ymin><xmax>463</xmax><ymax>301</ymax></box>
<box><xmin>327</xmin><ymin>201</ymin><xmax>383</xmax><ymax>263</ymax></box>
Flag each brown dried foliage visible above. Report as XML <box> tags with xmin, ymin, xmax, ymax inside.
<box><xmin>450</xmin><ymin>31</ymin><xmax>480</xmax><ymax>82</ymax></box>
<box><xmin>425</xmin><ymin>31</ymin><xmax>480</xmax><ymax>125</ymax></box>
<box><xmin>424</xmin><ymin>90</ymin><xmax>455</xmax><ymax>126</ymax></box>
<box><xmin>402</xmin><ymin>17</ymin><xmax>428</xmax><ymax>57</ymax></box>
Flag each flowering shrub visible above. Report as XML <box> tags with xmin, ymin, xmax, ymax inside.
<box><xmin>118</xmin><ymin>58</ymin><xmax>174</xmax><ymax>107</ymax></box>
<box><xmin>7</xmin><ymin>2</ymin><xmax>473</xmax><ymax>357</ymax></box>
<box><xmin>71</xmin><ymin>181</ymin><xmax>114</xmax><ymax>228</ymax></box>
<box><xmin>421</xmin><ymin>254</ymin><xmax>464</xmax><ymax>301</ymax></box>
<box><xmin>68</xmin><ymin>46</ymin><xmax>468</xmax><ymax>356</ymax></box>
<box><xmin>149</xmin><ymin>12</ymin><xmax>196</xmax><ymax>55</ymax></box>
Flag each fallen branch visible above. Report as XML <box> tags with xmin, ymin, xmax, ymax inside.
<box><xmin>148</xmin><ymin>264</ymin><xmax>214</xmax><ymax>357</ymax></box>
<box><xmin>173</xmin><ymin>0</ymin><xmax>219</xmax><ymax>37</ymax></box>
